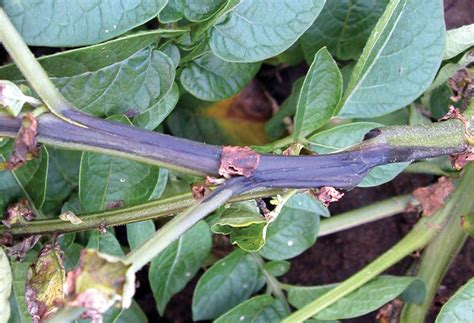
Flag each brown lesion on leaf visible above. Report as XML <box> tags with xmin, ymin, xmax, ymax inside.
<box><xmin>26</xmin><ymin>244</ymin><xmax>65</xmax><ymax>322</ymax></box>
<box><xmin>412</xmin><ymin>177</ymin><xmax>455</xmax><ymax>216</ymax></box>
<box><xmin>218</xmin><ymin>146</ymin><xmax>260</xmax><ymax>178</ymax></box>
<box><xmin>0</xmin><ymin>112</ymin><xmax>39</xmax><ymax>171</ymax></box>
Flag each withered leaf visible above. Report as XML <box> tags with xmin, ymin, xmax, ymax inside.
<box><xmin>413</xmin><ymin>177</ymin><xmax>454</xmax><ymax>216</ymax></box>
<box><xmin>63</xmin><ymin>249</ymin><xmax>134</xmax><ymax>321</ymax></box>
<box><xmin>26</xmin><ymin>245</ymin><xmax>65</xmax><ymax>322</ymax></box>
<box><xmin>1</xmin><ymin>112</ymin><xmax>39</xmax><ymax>171</ymax></box>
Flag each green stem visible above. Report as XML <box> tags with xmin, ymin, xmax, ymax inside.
<box><xmin>318</xmin><ymin>194</ymin><xmax>415</xmax><ymax>237</ymax></box>
<box><xmin>0</xmin><ymin>9</ymin><xmax>72</xmax><ymax>119</ymax></box>
<box><xmin>251</xmin><ymin>253</ymin><xmax>290</xmax><ymax>313</ymax></box>
<box><xmin>125</xmin><ymin>185</ymin><xmax>236</xmax><ymax>272</ymax></box>
<box><xmin>0</xmin><ymin>188</ymin><xmax>283</xmax><ymax>236</ymax></box>
<box><xmin>283</xmin><ymin>164</ymin><xmax>474</xmax><ymax>322</ymax></box>
<box><xmin>399</xmin><ymin>202</ymin><xmax>473</xmax><ymax>321</ymax></box>
<box><xmin>404</xmin><ymin>161</ymin><xmax>455</xmax><ymax>177</ymax></box>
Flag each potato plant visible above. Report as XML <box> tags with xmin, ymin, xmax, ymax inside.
<box><xmin>0</xmin><ymin>0</ymin><xmax>473</xmax><ymax>322</ymax></box>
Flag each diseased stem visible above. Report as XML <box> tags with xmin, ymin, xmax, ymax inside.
<box><xmin>282</xmin><ymin>164</ymin><xmax>474</xmax><ymax>322</ymax></box>
<box><xmin>1</xmin><ymin>192</ymin><xmax>414</xmax><ymax>237</ymax></box>
<box><xmin>399</xmin><ymin>206</ymin><xmax>472</xmax><ymax>321</ymax></box>
<box><xmin>0</xmin><ymin>188</ymin><xmax>283</xmax><ymax>236</ymax></box>
<box><xmin>251</xmin><ymin>253</ymin><xmax>290</xmax><ymax>313</ymax></box>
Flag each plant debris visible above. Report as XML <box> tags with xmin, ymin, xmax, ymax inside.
<box><xmin>449</xmin><ymin>148</ymin><xmax>474</xmax><ymax>170</ymax></box>
<box><xmin>0</xmin><ymin>112</ymin><xmax>39</xmax><ymax>171</ymax></box>
<box><xmin>0</xmin><ymin>80</ymin><xmax>41</xmax><ymax>116</ymax></box>
<box><xmin>448</xmin><ymin>68</ymin><xmax>472</xmax><ymax>103</ymax></box>
<box><xmin>313</xmin><ymin>186</ymin><xmax>345</xmax><ymax>207</ymax></box>
<box><xmin>191</xmin><ymin>183</ymin><xmax>211</xmax><ymax>200</ymax></box>
<box><xmin>2</xmin><ymin>198</ymin><xmax>35</xmax><ymax>228</ymax></box>
<box><xmin>412</xmin><ymin>177</ymin><xmax>455</xmax><ymax>216</ymax></box>
<box><xmin>7</xmin><ymin>235</ymin><xmax>41</xmax><ymax>260</ymax></box>
<box><xmin>219</xmin><ymin>146</ymin><xmax>260</xmax><ymax>178</ymax></box>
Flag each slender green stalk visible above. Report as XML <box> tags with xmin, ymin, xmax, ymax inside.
<box><xmin>0</xmin><ymin>188</ymin><xmax>283</xmax><ymax>236</ymax></box>
<box><xmin>399</xmin><ymin>208</ymin><xmax>473</xmax><ymax>321</ymax></box>
<box><xmin>283</xmin><ymin>164</ymin><xmax>474</xmax><ymax>322</ymax></box>
<box><xmin>125</xmin><ymin>185</ymin><xmax>236</xmax><ymax>272</ymax></box>
<box><xmin>0</xmin><ymin>9</ymin><xmax>75</xmax><ymax>123</ymax></box>
<box><xmin>318</xmin><ymin>194</ymin><xmax>415</xmax><ymax>237</ymax></box>
<box><xmin>251</xmin><ymin>253</ymin><xmax>290</xmax><ymax>313</ymax></box>
<box><xmin>404</xmin><ymin>162</ymin><xmax>455</xmax><ymax>177</ymax></box>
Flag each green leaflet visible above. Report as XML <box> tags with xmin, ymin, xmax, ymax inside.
<box><xmin>215</xmin><ymin>295</ymin><xmax>288</xmax><ymax>323</ymax></box>
<box><xmin>133</xmin><ymin>82</ymin><xmax>180</xmax><ymax>130</ymax></box>
<box><xmin>210</xmin><ymin>0</ymin><xmax>326</xmax><ymax>63</ymax></box>
<box><xmin>41</xmin><ymin>148</ymin><xmax>81</xmax><ymax>216</ymax></box>
<box><xmin>288</xmin><ymin>275</ymin><xmax>425</xmax><ymax>320</ymax></box>
<box><xmin>259</xmin><ymin>193</ymin><xmax>322</xmax><ymax>261</ymax></box>
<box><xmin>301</xmin><ymin>0</ymin><xmax>389</xmax><ymax>61</ymax></box>
<box><xmin>293</xmin><ymin>47</ymin><xmax>342</xmax><ymax>140</ymax></box>
<box><xmin>254</xmin><ymin>260</ymin><xmax>291</xmax><ymax>293</ymax></box>
<box><xmin>0</xmin><ymin>33</ymin><xmax>176</xmax><ymax>117</ymax></box>
<box><xmin>127</xmin><ymin>221</ymin><xmax>156</xmax><ymax>250</ymax></box>
<box><xmin>338</xmin><ymin>0</ymin><xmax>445</xmax><ymax>118</ymax></box>
<box><xmin>436</xmin><ymin>278</ymin><xmax>474</xmax><ymax>322</ymax></box>
<box><xmin>0</xmin><ymin>247</ymin><xmax>12</xmax><ymax>323</ymax></box>
<box><xmin>212</xmin><ymin>201</ymin><xmax>268</xmax><ymax>252</ymax></box>
<box><xmin>308</xmin><ymin>122</ymin><xmax>409</xmax><ymax>187</ymax></box>
<box><xmin>159</xmin><ymin>0</ymin><xmax>227</xmax><ymax>23</ymax></box>
<box><xmin>183</xmin><ymin>0</ymin><xmax>227</xmax><ymax>22</ymax></box>
<box><xmin>192</xmin><ymin>249</ymin><xmax>259</xmax><ymax>320</ymax></box>
<box><xmin>444</xmin><ymin>24</ymin><xmax>474</xmax><ymax>60</ymax></box>
<box><xmin>78</xmin><ymin>116</ymin><xmax>160</xmax><ymax>213</ymax></box>
<box><xmin>159</xmin><ymin>0</ymin><xmax>184</xmax><ymax>23</ymax></box>
<box><xmin>9</xmin><ymin>250</ymin><xmax>38</xmax><ymax>323</ymax></box>
<box><xmin>149</xmin><ymin>221</ymin><xmax>212</xmax><ymax>315</ymax></box>
<box><xmin>180</xmin><ymin>52</ymin><xmax>261</xmax><ymax>101</ymax></box>
<box><xmin>0</xmin><ymin>142</ymin><xmax>49</xmax><ymax>212</ymax></box>
<box><xmin>1</xmin><ymin>0</ymin><xmax>168</xmax><ymax>46</ymax></box>
<box><xmin>86</xmin><ymin>229</ymin><xmax>125</xmax><ymax>258</ymax></box>
<box><xmin>100</xmin><ymin>301</ymin><xmax>148</xmax><ymax>323</ymax></box>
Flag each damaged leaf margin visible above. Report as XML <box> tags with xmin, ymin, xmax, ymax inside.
<box><xmin>61</xmin><ymin>249</ymin><xmax>135</xmax><ymax>321</ymax></box>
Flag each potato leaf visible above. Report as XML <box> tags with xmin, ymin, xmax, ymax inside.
<box><xmin>338</xmin><ymin>0</ymin><xmax>445</xmax><ymax>118</ymax></box>
<box><xmin>436</xmin><ymin>278</ymin><xmax>474</xmax><ymax>323</ymax></box>
<box><xmin>192</xmin><ymin>249</ymin><xmax>259</xmax><ymax>320</ymax></box>
<box><xmin>215</xmin><ymin>295</ymin><xmax>288</xmax><ymax>323</ymax></box>
<box><xmin>301</xmin><ymin>0</ymin><xmax>389</xmax><ymax>61</ymax></box>
<box><xmin>259</xmin><ymin>193</ymin><xmax>322</xmax><ymax>261</ymax></box>
<box><xmin>288</xmin><ymin>276</ymin><xmax>425</xmax><ymax>320</ymax></box>
<box><xmin>210</xmin><ymin>0</ymin><xmax>326</xmax><ymax>63</ymax></box>
<box><xmin>293</xmin><ymin>47</ymin><xmax>342</xmax><ymax>140</ymax></box>
<box><xmin>2</xmin><ymin>0</ymin><xmax>168</xmax><ymax>46</ymax></box>
<box><xmin>150</xmin><ymin>221</ymin><xmax>212</xmax><ymax>315</ymax></box>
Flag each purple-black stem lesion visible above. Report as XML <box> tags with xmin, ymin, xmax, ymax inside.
<box><xmin>0</xmin><ymin>107</ymin><xmax>469</xmax><ymax>194</ymax></box>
